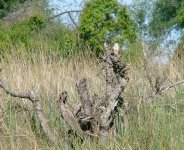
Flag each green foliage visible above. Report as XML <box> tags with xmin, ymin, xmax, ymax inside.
<box><xmin>128</xmin><ymin>0</ymin><xmax>153</xmax><ymax>37</ymax></box>
<box><xmin>27</xmin><ymin>15</ymin><xmax>45</xmax><ymax>31</ymax></box>
<box><xmin>8</xmin><ymin>15</ymin><xmax>45</xmax><ymax>45</ymax></box>
<box><xmin>0</xmin><ymin>0</ymin><xmax>28</xmax><ymax>18</ymax></box>
<box><xmin>0</xmin><ymin>15</ymin><xmax>80</xmax><ymax>58</ymax></box>
<box><xmin>38</xmin><ymin>22</ymin><xmax>79</xmax><ymax>57</ymax></box>
<box><xmin>8</xmin><ymin>21</ymin><xmax>30</xmax><ymax>44</ymax></box>
<box><xmin>0</xmin><ymin>14</ymin><xmax>46</xmax><ymax>57</ymax></box>
<box><xmin>79</xmin><ymin>0</ymin><xmax>136</xmax><ymax>56</ymax></box>
<box><xmin>149</xmin><ymin>0</ymin><xmax>184</xmax><ymax>58</ymax></box>
<box><xmin>174</xmin><ymin>4</ymin><xmax>184</xmax><ymax>28</ymax></box>
<box><xmin>0</xmin><ymin>25</ymin><xmax>10</xmax><ymax>55</ymax></box>
<box><xmin>173</xmin><ymin>37</ymin><xmax>184</xmax><ymax>60</ymax></box>
<box><xmin>149</xmin><ymin>0</ymin><xmax>183</xmax><ymax>37</ymax></box>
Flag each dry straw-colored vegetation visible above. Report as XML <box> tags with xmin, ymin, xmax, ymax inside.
<box><xmin>0</xmin><ymin>45</ymin><xmax>184</xmax><ymax>149</ymax></box>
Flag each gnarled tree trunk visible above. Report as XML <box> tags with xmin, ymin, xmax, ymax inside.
<box><xmin>0</xmin><ymin>42</ymin><xmax>130</xmax><ymax>144</ymax></box>
<box><xmin>58</xmin><ymin>43</ymin><xmax>130</xmax><ymax>141</ymax></box>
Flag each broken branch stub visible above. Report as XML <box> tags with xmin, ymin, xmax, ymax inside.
<box><xmin>59</xmin><ymin>91</ymin><xmax>84</xmax><ymax>136</ymax></box>
<box><xmin>76</xmin><ymin>79</ymin><xmax>93</xmax><ymax>117</ymax></box>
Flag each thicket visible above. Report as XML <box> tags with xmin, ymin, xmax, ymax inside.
<box><xmin>0</xmin><ymin>16</ymin><xmax>81</xmax><ymax>59</ymax></box>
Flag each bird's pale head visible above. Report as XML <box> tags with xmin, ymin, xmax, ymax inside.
<box><xmin>113</xmin><ymin>43</ymin><xmax>120</xmax><ymax>55</ymax></box>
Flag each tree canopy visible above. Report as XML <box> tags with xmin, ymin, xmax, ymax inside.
<box><xmin>79</xmin><ymin>0</ymin><xmax>136</xmax><ymax>55</ymax></box>
<box><xmin>149</xmin><ymin>0</ymin><xmax>184</xmax><ymax>37</ymax></box>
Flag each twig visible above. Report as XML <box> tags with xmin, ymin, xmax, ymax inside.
<box><xmin>68</xmin><ymin>12</ymin><xmax>78</xmax><ymax>28</ymax></box>
<box><xmin>48</xmin><ymin>10</ymin><xmax>81</xmax><ymax>20</ymax></box>
<box><xmin>160</xmin><ymin>80</ymin><xmax>184</xmax><ymax>93</ymax></box>
<box><xmin>148</xmin><ymin>80</ymin><xmax>184</xmax><ymax>103</ymax></box>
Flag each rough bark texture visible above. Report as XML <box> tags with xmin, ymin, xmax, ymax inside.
<box><xmin>99</xmin><ymin>43</ymin><xmax>129</xmax><ymax>139</ymax></box>
<box><xmin>56</xmin><ymin>43</ymin><xmax>130</xmax><ymax>141</ymax></box>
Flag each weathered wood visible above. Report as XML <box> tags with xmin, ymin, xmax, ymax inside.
<box><xmin>58</xmin><ymin>43</ymin><xmax>130</xmax><ymax>141</ymax></box>
<box><xmin>76</xmin><ymin>79</ymin><xmax>92</xmax><ymax>117</ymax></box>
<box><xmin>0</xmin><ymin>42</ymin><xmax>135</xmax><ymax>144</ymax></box>
<box><xmin>0</xmin><ymin>80</ymin><xmax>57</xmax><ymax>144</ymax></box>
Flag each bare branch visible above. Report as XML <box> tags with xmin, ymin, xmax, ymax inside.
<box><xmin>68</xmin><ymin>12</ymin><xmax>78</xmax><ymax>28</ymax></box>
<box><xmin>0</xmin><ymin>80</ymin><xmax>31</xmax><ymax>100</ymax></box>
<box><xmin>48</xmin><ymin>10</ymin><xmax>81</xmax><ymax>20</ymax></box>
<box><xmin>148</xmin><ymin>80</ymin><xmax>184</xmax><ymax>103</ymax></box>
<box><xmin>58</xmin><ymin>91</ymin><xmax>97</xmax><ymax>138</ymax></box>
<box><xmin>0</xmin><ymin>80</ymin><xmax>57</xmax><ymax>143</ymax></box>
<box><xmin>160</xmin><ymin>80</ymin><xmax>184</xmax><ymax>93</ymax></box>
<box><xmin>59</xmin><ymin>91</ymin><xmax>82</xmax><ymax>132</ymax></box>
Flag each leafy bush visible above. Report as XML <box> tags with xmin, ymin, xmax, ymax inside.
<box><xmin>27</xmin><ymin>15</ymin><xmax>45</xmax><ymax>31</ymax></box>
<box><xmin>0</xmin><ymin>15</ymin><xmax>80</xmax><ymax>58</ymax></box>
<box><xmin>173</xmin><ymin>37</ymin><xmax>184</xmax><ymax>61</ymax></box>
<box><xmin>79</xmin><ymin>0</ymin><xmax>136</xmax><ymax>56</ymax></box>
<box><xmin>0</xmin><ymin>14</ymin><xmax>46</xmax><ymax>58</ymax></box>
<box><xmin>35</xmin><ymin>22</ymin><xmax>79</xmax><ymax>56</ymax></box>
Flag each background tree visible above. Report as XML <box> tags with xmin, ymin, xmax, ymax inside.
<box><xmin>128</xmin><ymin>0</ymin><xmax>153</xmax><ymax>38</ymax></box>
<box><xmin>149</xmin><ymin>0</ymin><xmax>183</xmax><ymax>38</ymax></box>
<box><xmin>0</xmin><ymin>0</ymin><xmax>29</xmax><ymax>18</ymax></box>
<box><xmin>149</xmin><ymin>0</ymin><xmax>184</xmax><ymax>59</ymax></box>
<box><xmin>79</xmin><ymin>0</ymin><xmax>136</xmax><ymax>56</ymax></box>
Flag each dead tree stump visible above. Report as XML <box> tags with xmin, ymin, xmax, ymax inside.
<box><xmin>0</xmin><ymin>42</ymin><xmax>132</xmax><ymax>144</ymax></box>
<box><xmin>58</xmin><ymin>43</ymin><xmax>130</xmax><ymax>141</ymax></box>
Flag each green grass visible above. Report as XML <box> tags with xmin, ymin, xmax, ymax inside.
<box><xmin>0</xmin><ymin>42</ymin><xmax>184</xmax><ymax>149</ymax></box>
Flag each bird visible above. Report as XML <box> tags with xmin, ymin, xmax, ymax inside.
<box><xmin>113</xmin><ymin>43</ymin><xmax>120</xmax><ymax>55</ymax></box>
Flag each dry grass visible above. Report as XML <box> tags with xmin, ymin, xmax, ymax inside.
<box><xmin>0</xmin><ymin>52</ymin><xmax>184</xmax><ymax>149</ymax></box>
<box><xmin>0</xmin><ymin>52</ymin><xmax>104</xmax><ymax>149</ymax></box>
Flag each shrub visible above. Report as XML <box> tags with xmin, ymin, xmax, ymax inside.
<box><xmin>79</xmin><ymin>0</ymin><xmax>136</xmax><ymax>56</ymax></box>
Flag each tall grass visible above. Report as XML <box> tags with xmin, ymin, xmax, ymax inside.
<box><xmin>0</xmin><ymin>45</ymin><xmax>184</xmax><ymax>149</ymax></box>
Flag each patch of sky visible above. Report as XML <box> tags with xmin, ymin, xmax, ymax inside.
<box><xmin>49</xmin><ymin>0</ymin><xmax>132</xmax><ymax>27</ymax></box>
